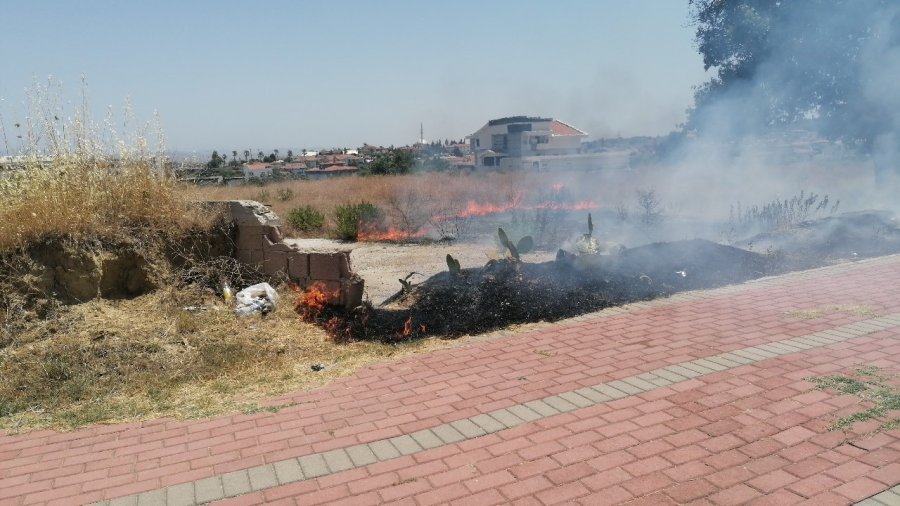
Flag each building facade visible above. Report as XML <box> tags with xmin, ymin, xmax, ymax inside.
<box><xmin>467</xmin><ymin>116</ymin><xmax>628</xmax><ymax>171</ymax></box>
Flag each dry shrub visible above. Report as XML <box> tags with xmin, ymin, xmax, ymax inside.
<box><xmin>0</xmin><ymin>160</ymin><xmax>210</xmax><ymax>252</ymax></box>
<box><xmin>0</xmin><ymin>77</ymin><xmax>213</xmax><ymax>252</ymax></box>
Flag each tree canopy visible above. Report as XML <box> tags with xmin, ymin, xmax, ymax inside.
<box><xmin>686</xmin><ymin>0</ymin><xmax>899</xmax><ymax>151</ymax></box>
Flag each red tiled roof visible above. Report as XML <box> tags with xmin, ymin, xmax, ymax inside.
<box><xmin>245</xmin><ymin>162</ymin><xmax>269</xmax><ymax>171</ymax></box>
<box><xmin>550</xmin><ymin>120</ymin><xmax>587</xmax><ymax>136</ymax></box>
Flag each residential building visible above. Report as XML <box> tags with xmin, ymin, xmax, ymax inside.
<box><xmin>243</xmin><ymin>162</ymin><xmax>273</xmax><ymax>179</ymax></box>
<box><xmin>467</xmin><ymin>116</ymin><xmax>629</xmax><ymax>171</ymax></box>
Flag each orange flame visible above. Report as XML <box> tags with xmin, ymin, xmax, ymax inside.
<box><xmin>358</xmin><ymin>226</ymin><xmax>428</xmax><ymax>242</ymax></box>
<box><xmin>430</xmin><ymin>188</ymin><xmax>597</xmax><ymax>222</ymax></box>
<box><xmin>402</xmin><ymin>316</ymin><xmax>413</xmax><ymax>337</ymax></box>
<box><xmin>294</xmin><ymin>281</ymin><xmax>338</xmax><ymax>321</ymax></box>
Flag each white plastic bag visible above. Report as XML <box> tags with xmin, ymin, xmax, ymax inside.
<box><xmin>234</xmin><ymin>282</ymin><xmax>279</xmax><ymax>316</ymax></box>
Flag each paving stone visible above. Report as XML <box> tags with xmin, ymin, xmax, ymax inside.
<box><xmin>506</xmin><ymin>404</ymin><xmax>544</xmax><ymax>423</ymax></box>
<box><xmin>410</xmin><ymin>429</ymin><xmax>444</xmax><ymax>449</ymax></box>
<box><xmin>489</xmin><ymin>408</ymin><xmax>527</xmax><ymax>428</ymax></box>
<box><xmin>663</xmin><ymin>365</ymin><xmax>703</xmax><ymax>379</ymax></box>
<box><xmin>389</xmin><ymin>434</ymin><xmax>424</xmax><ymax>455</ymax></box>
<box><xmin>653</xmin><ymin>368</ymin><xmax>690</xmax><ymax>382</ymax></box>
<box><xmin>450</xmin><ymin>418</ymin><xmax>488</xmax><ymax>438</ymax></box>
<box><xmin>573</xmin><ymin>386</ymin><xmax>614</xmax><ymax>403</ymax></box>
<box><xmin>346</xmin><ymin>444</ymin><xmax>379</xmax><ymax>467</ymax></box>
<box><xmin>432</xmin><ymin>424</ymin><xmax>467</xmax><ymax>444</ymax></box>
<box><xmin>681</xmin><ymin>361</ymin><xmax>717</xmax><ymax>375</ymax></box>
<box><xmin>222</xmin><ymin>469</ymin><xmax>252</xmax><ymax>498</ymax></box>
<box><xmin>165</xmin><ymin>482</ymin><xmax>195</xmax><ymax>506</ymax></box>
<box><xmin>595</xmin><ymin>383</ymin><xmax>633</xmax><ymax>399</ymax></box>
<box><xmin>369</xmin><ymin>439</ymin><xmax>401</xmax><ymax>461</ymax></box>
<box><xmin>731</xmin><ymin>348</ymin><xmax>774</xmax><ymax>362</ymax></box>
<box><xmin>730</xmin><ymin>349</ymin><xmax>767</xmax><ymax>362</ymax></box>
<box><xmin>273</xmin><ymin>458</ymin><xmax>305</xmax><ymax>484</ymax></box>
<box><xmin>109</xmin><ymin>497</ymin><xmax>137</xmax><ymax>506</ymax></box>
<box><xmin>868</xmin><ymin>488</ymin><xmax>900</xmax><ymax>506</ymax></box>
<box><xmin>322</xmin><ymin>448</ymin><xmax>354</xmax><ymax>473</ymax></box>
<box><xmin>298</xmin><ymin>453</ymin><xmax>330</xmax><ymax>478</ymax></box>
<box><xmin>558</xmin><ymin>391</ymin><xmax>595</xmax><ymax>408</ymax></box>
<box><xmin>783</xmin><ymin>339</ymin><xmax>817</xmax><ymax>350</ymax></box>
<box><xmin>248</xmin><ymin>464</ymin><xmax>279</xmax><ymax>491</ymax></box>
<box><xmin>718</xmin><ymin>352</ymin><xmax>755</xmax><ymax>365</ymax></box>
<box><xmin>470</xmin><ymin>413</ymin><xmax>507</xmax><ymax>434</ymax></box>
<box><xmin>136</xmin><ymin>490</ymin><xmax>166</xmax><ymax>506</ymax></box>
<box><xmin>693</xmin><ymin>358</ymin><xmax>729</xmax><ymax>372</ymax></box>
<box><xmin>705</xmin><ymin>355</ymin><xmax>743</xmax><ymax>368</ymax></box>
<box><xmin>746</xmin><ymin>346</ymin><xmax>779</xmax><ymax>358</ymax></box>
<box><xmin>524</xmin><ymin>399</ymin><xmax>562</xmax><ymax>417</ymax></box>
<box><xmin>543</xmin><ymin>395</ymin><xmax>580</xmax><ymax>412</ymax></box>
<box><xmin>606</xmin><ymin>379</ymin><xmax>644</xmax><ymax>395</ymax></box>
<box><xmin>820</xmin><ymin>329</ymin><xmax>855</xmax><ymax>340</ymax></box>
<box><xmin>194</xmin><ymin>476</ymin><xmax>225</xmax><ymax>503</ymax></box>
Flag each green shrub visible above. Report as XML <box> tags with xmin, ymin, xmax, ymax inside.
<box><xmin>287</xmin><ymin>205</ymin><xmax>325</xmax><ymax>232</ymax></box>
<box><xmin>334</xmin><ymin>201</ymin><xmax>382</xmax><ymax>240</ymax></box>
<box><xmin>276</xmin><ymin>188</ymin><xmax>294</xmax><ymax>202</ymax></box>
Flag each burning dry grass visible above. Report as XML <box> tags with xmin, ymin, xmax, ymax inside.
<box><xmin>180</xmin><ymin>171</ymin><xmax>615</xmax><ymax>239</ymax></box>
<box><xmin>0</xmin><ymin>285</ymin><xmax>452</xmax><ymax>432</ymax></box>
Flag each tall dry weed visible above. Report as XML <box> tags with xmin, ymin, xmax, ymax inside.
<box><xmin>0</xmin><ymin>77</ymin><xmax>210</xmax><ymax>252</ymax></box>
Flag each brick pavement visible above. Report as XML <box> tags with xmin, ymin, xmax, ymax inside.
<box><xmin>1</xmin><ymin>255</ymin><xmax>899</xmax><ymax>505</ymax></box>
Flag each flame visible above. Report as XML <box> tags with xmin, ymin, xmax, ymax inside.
<box><xmin>294</xmin><ymin>281</ymin><xmax>338</xmax><ymax>321</ymax></box>
<box><xmin>431</xmin><ymin>188</ymin><xmax>596</xmax><ymax>222</ymax></box>
<box><xmin>358</xmin><ymin>226</ymin><xmax>427</xmax><ymax>242</ymax></box>
<box><xmin>402</xmin><ymin>316</ymin><xmax>413</xmax><ymax>337</ymax></box>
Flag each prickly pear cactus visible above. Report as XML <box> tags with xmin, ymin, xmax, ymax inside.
<box><xmin>446</xmin><ymin>254</ymin><xmax>461</xmax><ymax>274</ymax></box>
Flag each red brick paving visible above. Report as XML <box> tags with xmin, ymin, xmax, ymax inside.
<box><xmin>2</xmin><ymin>257</ymin><xmax>900</xmax><ymax>505</ymax></box>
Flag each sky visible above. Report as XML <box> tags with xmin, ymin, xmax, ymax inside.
<box><xmin>0</xmin><ymin>0</ymin><xmax>709</xmax><ymax>154</ymax></box>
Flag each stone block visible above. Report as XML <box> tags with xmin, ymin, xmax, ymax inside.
<box><xmin>262</xmin><ymin>250</ymin><xmax>288</xmax><ymax>276</ymax></box>
<box><xmin>236</xmin><ymin>225</ymin><xmax>266</xmax><ymax>251</ymax></box>
<box><xmin>288</xmin><ymin>253</ymin><xmax>309</xmax><ymax>280</ymax></box>
<box><xmin>236</xmin><ymin>248</ymin><xmax>265</xmax><ymax>268</ymax></box>
<box><xmin>265</xmin><ymin>240</ymin><xmax>294</xmax><ymax>253</ymax></box>
<box><xmin>343</xmin><ymin>276</ymin><xmax>364</xmax><ymax>309</ymax></box>
<box><xmin>228</xmin><ymin>200</ymin><xmax>283</xmax><ymax>227</ymax></box>
<box><xmin>265</xmin><ymin>226</ymin><xmax>284</xmax><ymax>244</ymax></box>
<box><xmin>322</xmin><ymin>280</ymin><xmax>343</xmax><ymax>305</ymax></box>
<box><xmin>309</xmin><ymin>253</ymin><xmax>342</xmax><ymax>280</ymax></box>
<box><xmin>247</xmin><ymin>249</ymin><xmax>265</xmax><ymax>268</ymax></box>
<box><xmin>338</xmin><ymin>252</ymin><xmax>351</xmax><ymax>277</ymax></box>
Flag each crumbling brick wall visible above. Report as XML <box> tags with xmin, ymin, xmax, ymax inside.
<box><xmin>222</xmin><ymin>200</ymin><xmax>364</xmax><ymax>309</ymax></box>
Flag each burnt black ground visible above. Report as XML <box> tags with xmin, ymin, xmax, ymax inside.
<box><xmin>308</xmin><ymin>212</ymin><xmax>900</xmax><ymax>342</ymax></box>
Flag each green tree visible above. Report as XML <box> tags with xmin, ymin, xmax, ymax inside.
<box><xmin>362</xmin><ymin>149</ymin><xmax>415</xmax><ymax>175</ymax></box>
<box><xmin>686</xmin><ymin>0</ymin><xmax>896</xmax><ymax>151</ymax></box>
<box><xmin>207</xmin><ymin>150</ymin><xmax>223</xmax><ymax>169</ymax></box>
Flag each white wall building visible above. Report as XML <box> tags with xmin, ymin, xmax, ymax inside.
<box><xmin>467</xmin><ymin>116</ymin><xmax>628</xmax><ymax>171</ymax></box>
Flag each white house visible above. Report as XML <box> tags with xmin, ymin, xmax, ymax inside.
<box><xmin>467</xmin><ymin>116</ymin><xmax>629</xmax><ymax>171</ymax></box>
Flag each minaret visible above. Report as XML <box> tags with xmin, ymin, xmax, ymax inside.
<box><xmin>419</xmin><ymin>123</ymin><xmax>426</xmax><ymax>145</ymax></box>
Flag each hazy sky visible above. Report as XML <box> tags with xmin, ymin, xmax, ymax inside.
<box><xmin>0</xmin><ymin>0</ymin><xmax>708</xmax><ymax>153</ymax></box>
